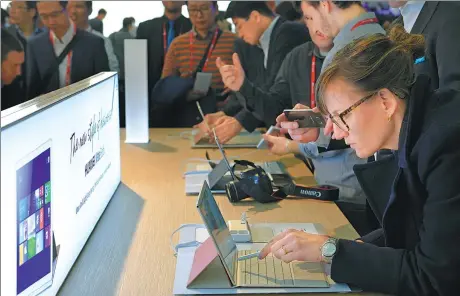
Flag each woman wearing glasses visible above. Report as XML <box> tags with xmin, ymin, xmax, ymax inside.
<box><xmin>260</xmin><ymin>25</ymin><xmax>460</xmax><ymax>295</ymax></box>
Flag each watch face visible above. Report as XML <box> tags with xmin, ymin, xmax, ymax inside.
<box><xmin>323</xmin><ymin>242</ymin><xmax>337</xmax><ymax>257</ymax></box>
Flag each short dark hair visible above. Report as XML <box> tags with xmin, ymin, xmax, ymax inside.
<box><xmin>98</xmin><ymin>8</ymin><xmax>107</xmax><ymax>15</ymax></box>
<box><xmin>1</xmin><ymin>28</ymin><xmax>24</xmax><ymax>62</ymax></box>
<box><xmin>225</xmin><ymin>1</ymin><xmax>274</xmax><ymax>19</ymax></box>
<box><xmin>26</xmin><ymin>2</ymin><xmax>37</xmax><ymax>10</ymax></box>
<box><xmin>186</xmin><ymin>1</ymin><xmax>218</xmax><ymax>8</ymax></box>
<box><xmin>306</xmin><ymin>1</ymin><xmax>362</xmax><ymax>9</ymax></box>
<box><xmin>37</xmin><ymin>1</ymin><xmax>68</xmax><ymax>9</ymax></box>
<box><xmin>122</xmin><ymin>17</ymin><xmax>135</xmax><ymax>29</ymax></box>
<box><xmin>275</xmin><ymin>1</ymin><xmax>302</xmax><ymax>21</ymax></box>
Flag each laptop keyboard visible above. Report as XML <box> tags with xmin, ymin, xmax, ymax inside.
<box><xmin>237</xmin><ymin>250</ymin><xmax>294</xmax><ymax>286</ymax></box>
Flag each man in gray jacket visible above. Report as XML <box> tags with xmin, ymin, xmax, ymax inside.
<box><xmin>109</xmin><ymin>17</ymin><xmax>136</xmax><ymax>80</ymax></box>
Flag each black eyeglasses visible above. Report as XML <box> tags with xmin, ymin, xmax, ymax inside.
<box><xmin>328</xmin><ymin>92</ymin><xmax>376</xmax><ymax>132</ymax></box>
<box><xmin>188</xmin><ymin>6</ymin><xmax>211</xmax><ymax>16</ymax></box>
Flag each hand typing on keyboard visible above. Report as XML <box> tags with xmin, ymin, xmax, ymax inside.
<box><xmin>258</xmin><ymin>229</ymin><xmax>329</xmax><ymax>263</ymax></box>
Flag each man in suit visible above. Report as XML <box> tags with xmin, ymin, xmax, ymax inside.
<box><xmin>137</xmin><ymin>1</ymin><xmax>192</xmax><ymax>127</ymax></box>
<box><xmin>208</xmin><ymin>1</ymin><xmax>311</xmax><ymax>143</ymax></box>
<box><xmin>1</xmin><ymin>28</ymin><xmax>25</xmax><ymax>110</ymax></box>
<box><xmin>67</xmin><ymin>1</ymin><xmax>119</xmax><ymax>72</ymax></box>
<box><xmin>389</xmin><ymin>1</ymin><xmax>460</xmax><ymax>90</ymax></box>
<box><xmin>137</xmin><ymin>1</ymin><xmax>192</xmax><ymax>100</ymax></box>
<box><xmin>26</xmin><ymin>1</ymin><xmax>109</xmax><ymax>100</ymax></box>
<box><xmin>88</xmin><ymin>8</ymin><xmax>105</xmax><ymax>34</ymax></box>
<box><xmin>5</xmin><ymin>1</ymin><xmax>44</xmax><ymax>106</ymax></box>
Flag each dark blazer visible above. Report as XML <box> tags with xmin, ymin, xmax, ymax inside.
<box><xmin>89</xmin><ymin>18</ymin><xmax>103</xmax><ymax>34</ymax></box>
<box><xmin>236</xmin><ymin>17</ymin><xmax>311</xmax><ymax>131</ymax></box>
<box><xmin>395</xmin><ymin>2</ymin><xmax>460</xmax><ymax>90</ymax></box>
<box><xmin>136</xmin><ymin>15</ymin><xmax>192</xmax><ymax>97</ymax></box>
<box><xmin>26</xmin><ymin>29</ymin><xmax>109</xmax><ymax>100</ymax></box>
<box><xmin>330</xmin><ymin>75</ymin><xmax>460</xmax><ymax>295</ymax></box>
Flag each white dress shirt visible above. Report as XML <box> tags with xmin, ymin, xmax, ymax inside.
<box><xmin>86</xmin><ymin>26</ymin><xmax>119</xmax><ymax>72</ymax></box>
<box><xmin>50</xmin><ymin>20</ymin><xmax>76</xmax><ymax>88</ymax></box>
<box><xmin>258</xmin><ymin>16</ymin><xmax>280</xmax><ymax>69</ymax></box>
<box><xmin>400</xmin><ymin>1</ymin><xmax>426</xmax><ymax>33</ymax></box>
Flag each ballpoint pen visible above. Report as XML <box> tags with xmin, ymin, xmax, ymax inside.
<box><xmin>196</xmin><ymin>101</ymin><xmax>212</xmax><ymax>132</ymax></box>
<box><xmin>237</xmin><ymin>251</ymin><xmax>261</xmax><ymax>261</ymax></box>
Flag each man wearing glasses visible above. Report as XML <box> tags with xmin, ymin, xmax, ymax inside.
<box><xmin>160</xmin><ymin>1</ymin><xmax>236</xmax><ymax>127</ymax></box>
<box><xmin>26</xmin><ymin>1</ymin><xmax>109</xmax><ymax>101</ymax></box>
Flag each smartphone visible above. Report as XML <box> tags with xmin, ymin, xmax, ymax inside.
<box><xmin>16</xmin><ymin>139</ymin><xmax>53</xmax><ymax>296</ymax></box>
<box><xmin>283</xmin><ymin>109</ymin><xmax>326</xmax><ymax>128</ymax></box>
<box><xmin>193</xmin><ymin>72</ymin><xmax>213</xmax><ymax>94</ymax></box>
<box><xmin>257</xmin><ymin>126</ymin><xmax>281</xmax><ymax>149</ymax></box>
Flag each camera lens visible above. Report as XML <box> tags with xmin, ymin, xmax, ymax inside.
<box><xmin>225</xmin><ymin>181</ymin><xmax>248</xmax><ymax>203</ymax></box>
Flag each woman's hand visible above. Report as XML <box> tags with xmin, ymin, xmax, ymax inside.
<box><xmin>277</xmin><ymin>104</ymin><xmax>321</xmax><ymax>143</ymax></box>
<box><xmin>263</xmin><ymin>134</ymin><xmax>297</xmax><ymax>156</ymax></box>
<box><xmin>259</xmin><ymin>229</ymin><xmax>329</xmax><ymax>263</ymax></box>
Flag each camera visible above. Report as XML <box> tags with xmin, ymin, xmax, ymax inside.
<box><xmin>225</xmin><ymin>163</ymin><xmax>274</xmax><ymax>203</ymax></box>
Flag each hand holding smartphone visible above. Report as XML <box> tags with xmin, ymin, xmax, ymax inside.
<box><xmin>283</xmin><ymin>109</ymin><xmax>326</xmax><ymax>128</ymax></box>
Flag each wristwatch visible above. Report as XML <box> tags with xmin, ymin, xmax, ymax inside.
<box><xmin>321</xmin><ymin>237</ymin><xmax>339</xmax><ymax>263</ymax></box>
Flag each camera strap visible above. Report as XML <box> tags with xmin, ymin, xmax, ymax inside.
<box><xmin>277</xmin><ymin>183</ymin><xmax>339</xmax><ymax>202</ymax></box>
<box><xmin>233</xmin><ymin>160</ymin><xmax>339</xmax><ymax>202</ymax></box>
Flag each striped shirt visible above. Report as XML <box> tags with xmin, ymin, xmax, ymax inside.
<box><xmin>162</xmin><ymin>27</ymin><xmax>236</xmax><ymax>90</ymax></box>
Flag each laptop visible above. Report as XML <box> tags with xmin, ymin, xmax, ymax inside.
<box><xmin>196</xmin><ymin>182</ymin><xmax>329</xmax><ymax>288</ymax></box>
<box><xmin>211</xmin><ymin>129</ymin><xmax>292</xmax><ymax>188</ymax></box>
<box><xmin>191</xmin><ymin>129</ymin><xmax>262</xmax><ymax>148</ymax></box>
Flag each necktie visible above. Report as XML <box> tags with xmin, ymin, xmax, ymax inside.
<box><xmin>167</xmin><ymin>20</ymin><xmax>175</xmax><ymax>49</ymax></box>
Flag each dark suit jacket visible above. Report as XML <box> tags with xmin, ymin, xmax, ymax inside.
<box><xmin>395</xmin><ymin>2</ymin><xmax>460</xmax><ymax>90</ymax></box>
<box><xmin>330</xmin><ymin>76</ymin><xmax>460</xmax><ymax>295</ymax></box>
<box><xmin>136</xmin><ymin>15</ymin><xmax>192</xmax><ymax>97</ymax></box>
<box><xmin>89</xmin><ymin>18</ymin><xmax>103</xmax><ymax>34</ymax></box>
<box><xmin>237</xmin><ymin>18</ymin><xmax>311</xmax><ymax>131</ymax></box>
<box><xmin>26</xmin><ymin>29</ymin><xmax>109</xmax><ymax>100</ymax></box>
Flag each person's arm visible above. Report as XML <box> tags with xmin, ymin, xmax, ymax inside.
<box><xmin>161</xmin><ymin>39</ymin><xmax>178</xmax><ymax>78</ymax></box>
<box><xmin>436</xmin><ymin>17</ymin><xmax>460</xmax><ymax>90</ymax></box>
<box><xmin>331</xmin><ymin>127</ymin><xmax>460</xmax><ymax>295</ymax></box>
<box><xmin>239</xmin><ymin>48</ymin><xmax>296</xmax><ymax>126</ymax></box>
<box><xmin>136</xmin><ymin>22</ymin><xmax>147</xmax><ymax>40</ymax></box>
<box><xmin>222</xmin><ymin>94</ymin><xmax>243</xmax><ymax>116</ymax></box>
<box><xmin>25</xmin><ymin>42</ymin><xmax>40</xmax><ymax>100</ymax></box>
<box><xmin>102</xmin><ymin>35</ymin><xmax>119</xmax><ymax>72</ymax></box>
<box><xmin>93</xmin><ymin>37</ymin><xmax>110</xmax><ymax>73</ymax></box>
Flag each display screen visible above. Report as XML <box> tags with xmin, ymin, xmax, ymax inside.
<box><xmin>197</xmin><ymin>182</ymin><xmax>237</xmax><ymax>280</ymax></box>
<box><xmin>16</xmin><ymin>147</ymin><xmax>52</xmax><ymax>295</ymax></box>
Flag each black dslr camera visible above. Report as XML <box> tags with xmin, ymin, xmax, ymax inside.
<box><xmin>225</xmin><ymin>160</ymin><xmax>282</xmax><ymax>203</ymax></box>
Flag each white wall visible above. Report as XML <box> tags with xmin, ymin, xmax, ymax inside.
<box><xmin>1</xmin><ymin>1</ymin><xmax>231</xmax><ymax>36</ymax></box>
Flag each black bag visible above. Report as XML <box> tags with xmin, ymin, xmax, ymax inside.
<box><xmin>39</xmin><ymin>32</ymin><xmax>81</xmax><ymax>95</ymax></box>
<box><xmin>150</xmin><ymin>30</ymin><xmax>222</xmax><ymax>127</ymax></box>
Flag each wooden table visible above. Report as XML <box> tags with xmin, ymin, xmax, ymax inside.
<box><xmin>58</xmin><ymin>129</ymin><xmax>375</xmax><ymax>296</ymax></box>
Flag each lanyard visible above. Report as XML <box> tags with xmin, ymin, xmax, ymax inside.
<box><xmin>350</xmin><ymin>17</ymin><xmax>379</xmax><ymax>31</ymax></box>
<box><xmin>163</xmin><ymin>22</ymin><xmax>183</xmax><ymax>59</ymax></box>
<box><xmin>310</xmin><ymin>55</ymin><xmax>316</xmax><ymax>108</ymax></box>
<box><xmin>162</xmin><ymin>23</ymin><xmax>168</xmax><ymax>58</ymax></box>
<box><xmin>49</xmin><ymin>25</ymin><xmax>77</xmax><ymax>86</ymax></box>
<box><xmin>189</xmin><ymin>28</ymin><xmax>219</xmax><ymax>73</ymax></box>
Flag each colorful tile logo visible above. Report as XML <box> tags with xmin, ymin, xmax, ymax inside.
<box><xmin>39</xmin><ymin>208</ymin><xmax>44</xmax><ymax>230</ymax></box>
<box><xmin>27</xmin><ymin>236</ymin><xmax>36</xmax><ymax>259</ymax></box>
<box><xmin>45</xmin><ymin>225</ymin><xmax>51</xmax><ymax>248</ymax></box>
<box><xmin>45</xmin><ymin>181</ymin><xmax>51</xmax><ymax>204</ymax></box>
<box><xmin>36</xmin><ymin>230</ymin><xmax>44</xmax><ymax>254</ymax></box>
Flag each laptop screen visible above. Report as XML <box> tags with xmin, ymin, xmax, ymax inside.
<box><xmin>211</xmin><ymin>129</ymin><xmax>236</xmax><ymax>180</ymax></box>
<box><xmin>197</xmin><ymin>182</ymin><xmax>237</xmax><ymax>282</ymax></box>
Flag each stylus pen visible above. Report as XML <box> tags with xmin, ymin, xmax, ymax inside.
<box><xmin>238</xmin><ymin>251</ymin><xmax>261</xmax><ymax>261</ymax></box>
<box><xmin>196</xmin><ymin>101</ymin><xmax>212</xmax><ymax>132</ymax></box>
